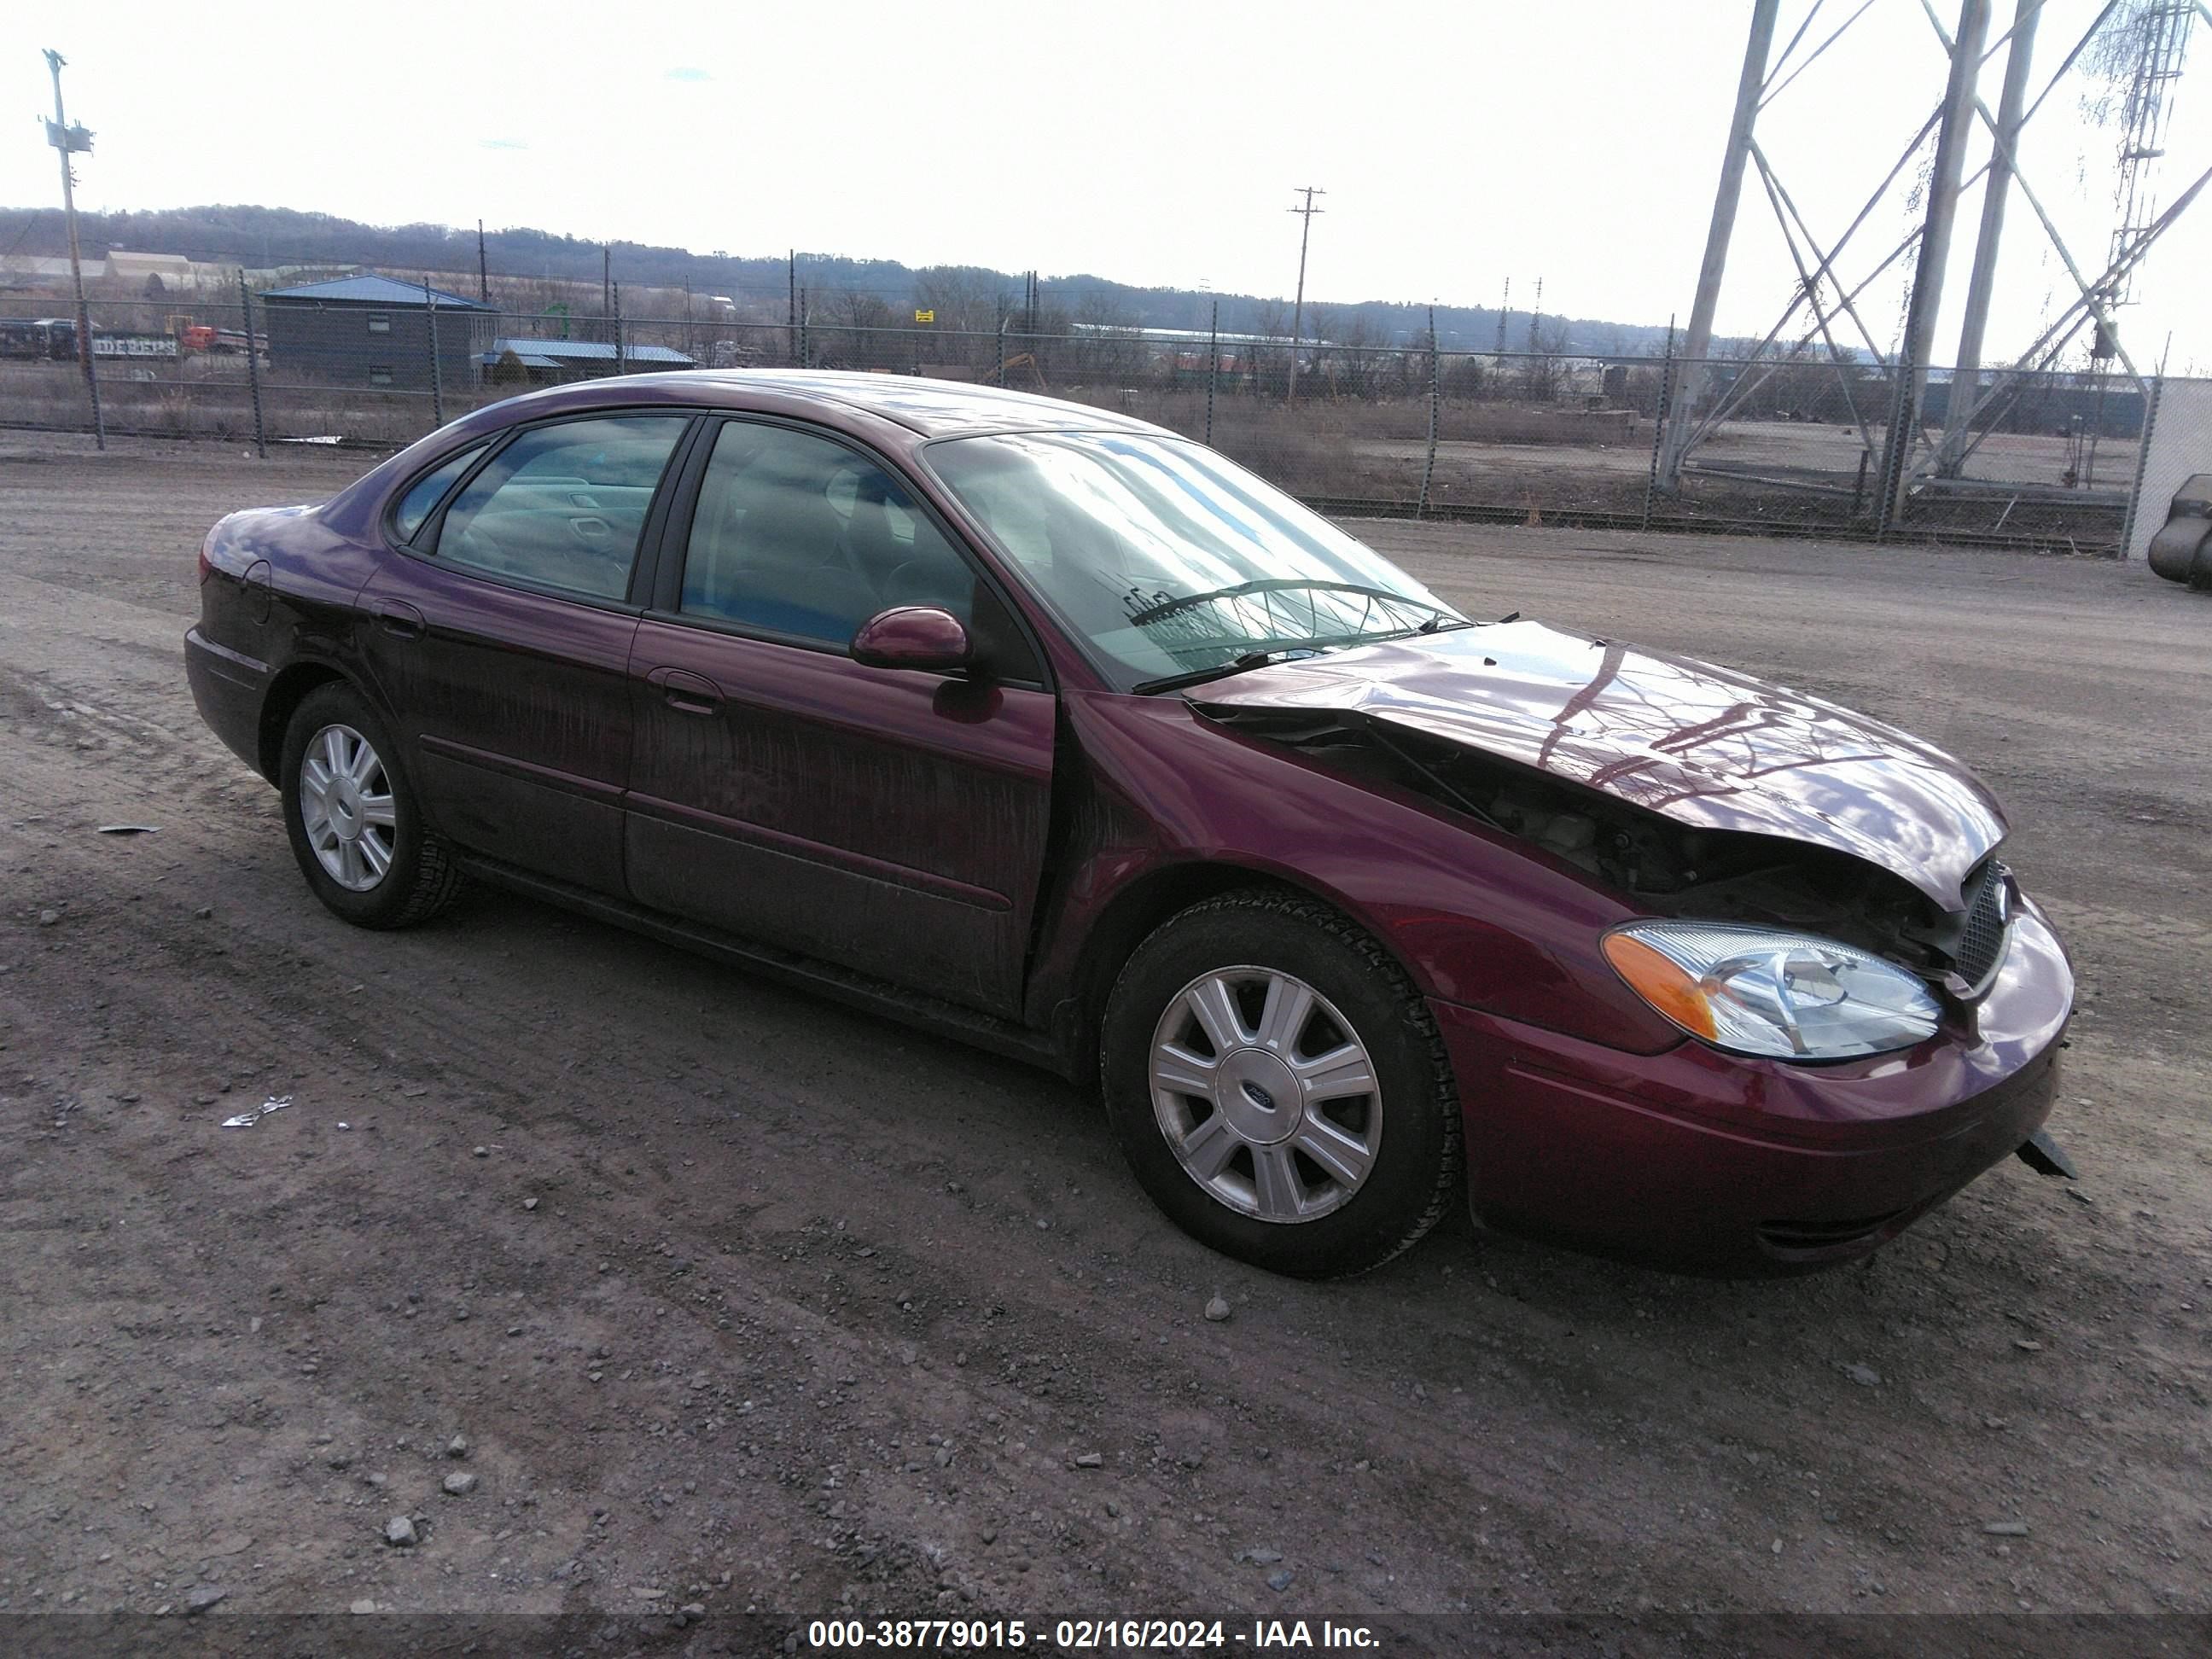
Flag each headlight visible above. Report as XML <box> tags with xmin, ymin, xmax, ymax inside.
<box><xmin>1603</xmin><ymin>922</ymin><xmax>1942</xmax><ymax>1061</ymax></box>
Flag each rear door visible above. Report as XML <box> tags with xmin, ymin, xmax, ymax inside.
<box><xmin>623</xmin><ymin>416</ymin><xmax>1057</xmax><ymax>1017</ymax></box>
<box><xmin>356</xmin><ymin>412</ymin><xmax>694</xmax><ymax>893</ymax></box>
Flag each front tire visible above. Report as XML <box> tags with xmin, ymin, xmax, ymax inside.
<box><xmin>1100</xmin><ymin>889</ymin><xmax>1462</xmax><ymax>1278</ymax></box>
<box><xmin>280</xmin><ymin>684</ymin><xmax>460</xmax><ymax>929</ymax></box>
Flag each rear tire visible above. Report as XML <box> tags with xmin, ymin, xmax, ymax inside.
<box><xmin>280</xmin><ymin>683</ymin><xmax>461</xmax><ymax>929</ymax></box>
<box><xmin>1100</xmin><ymin>889</ymin><xmax>1461</xmax><ymax>1278</ymax></box>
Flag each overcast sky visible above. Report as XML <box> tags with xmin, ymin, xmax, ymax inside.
<box><xmin>9</xmin><ymin>0</ymin><xmax>2209</xmax><ymax>368</ymax></box>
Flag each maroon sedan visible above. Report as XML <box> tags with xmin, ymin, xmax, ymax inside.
<box><xmin>185</xmin><ymin>373</ymin><xmax>2074</xmax><ymax>1277</ymax></box>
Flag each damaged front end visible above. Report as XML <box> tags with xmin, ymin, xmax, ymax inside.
<box><xmin>1196</xmin><ymin>702</ymin><xmax>2017</xmax><ymax>1005</ymax></box>
<box><xmin>1199</xmin><ymin>699</ymin><xmax>2078</xmax><ymax>1202</ymax></box>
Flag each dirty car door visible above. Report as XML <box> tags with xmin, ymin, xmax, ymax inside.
<box><xmin>356</xmin><ymin>413</ymin><xmax>692</xmax><ymax>893</ymax></box>
<box><xmin>622</xmin><ymin>417</ymin><xmax>1055</xmax><ymax>1016</ymax></box>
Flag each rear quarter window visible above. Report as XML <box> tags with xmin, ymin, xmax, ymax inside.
<box><xmin>392</xmin><ymin>444</ymin><xmax>488</xmax><ymax>544</ymax></box>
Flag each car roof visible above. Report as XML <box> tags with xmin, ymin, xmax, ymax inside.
<box><xmin>509</xmin><ymin>369</ymin><xmax>1177</xmax><ymax>440</ymax></box>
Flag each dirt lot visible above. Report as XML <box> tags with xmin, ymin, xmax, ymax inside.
<box><xmin>2</xmin><ymin>433</ymin><xmax>2208</xmax><ymax>1649</ymax></box>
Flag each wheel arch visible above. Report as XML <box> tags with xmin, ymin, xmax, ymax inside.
<box><xmin>256</xmin><ymin>661</ymin><xmax>354</xmax><ymax>783</ymax></box>
<box><xmin>1057</xmin><ymin>858</ymin><xmax>1429</xmax><ymax>1079</ymax></box>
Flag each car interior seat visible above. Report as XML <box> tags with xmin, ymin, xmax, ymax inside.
<box><xmin>684</xmin><ymin>440</ymin><xmax>879</xmax><ymax>640</ymax></box>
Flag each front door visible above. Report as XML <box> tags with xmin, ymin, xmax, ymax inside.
<box><xmin>623</xmin><ymin>418</ymin><xmax>1056</xmax><ymax>1017</ymax></box>
<box><xmin>356</xmin><ymin>412</ymin><xmax>692</xmax><ymax>894</ymax></box>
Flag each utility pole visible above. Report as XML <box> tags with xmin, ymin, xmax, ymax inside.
<box><xmin>423</xmin><ymin>276</ymin><xmax>443</xmax><ymax>430</ymax></box>
<box><xmin>1657</xmin><ymin>0</ymin><xmax>1779</xmax><ymax>490</ymax></box>
<box><xmin>477</xmin><ymin>218</ymin><xmax>489</xmax><ymax>304</ymax></box>
<box><xmin>1880</xmin><ymin>0</ymin><xmax>1991</xmax><ymax>521</ymax></box>
<box><xmin>1286</xmin><ymin>185</ymin><xmax>1325</xmax><ymax>402</ymax></box>
<box><xmin>788</xmin><ymin>249</ymin><xmax>797</xmax><ymax>365</ymax></box>
<box><xmin>42</xmin><ymin>49</ymin><xmax>103</xmax><ymax>451</ymax></box>
<box><xmin>601</xmin><ymin>244</ymin><xmax>612</xmax><ymax>330</ymax></box>
<box><xmin>1206</xmin><ymin>296</ymin><xmax>1219</xmax><ymax>447</ymax></box>
<box><xmin>1938</xmin><ymin>0</ymin><xmax>2039</xmax><ymax>474</ymax></box>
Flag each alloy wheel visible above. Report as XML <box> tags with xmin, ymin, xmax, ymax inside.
<box><xmin>1148</xmin><ymin>965</ymin><xmax>1382</xmax><ymax>1223</ymax></box>
<box><xmin>298</xmin><ymin>723</ymin><xmax>396</xmax><ymax>892</ymax></box>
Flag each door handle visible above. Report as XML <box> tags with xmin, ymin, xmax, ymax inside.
<box><xmin>376</xmin><ymin>602</ymin><xmax>426</xmax><ymax>641</ymax></box>
<box><xmin>646</xmin><ymin>666</ymin><xmax>723</xmax><ymax>715</ymax></box>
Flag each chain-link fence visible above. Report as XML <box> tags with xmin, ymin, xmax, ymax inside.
<box><xmin>4</xmin><ymin>287</ymin><xmax>2190</xmax><ymax>553</ymax></box>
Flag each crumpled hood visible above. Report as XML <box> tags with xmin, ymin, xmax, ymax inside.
<box><xmin>1191</xmin><ymin>620</ymin><xmax>2005</xmax><ymax>911</ymax></box>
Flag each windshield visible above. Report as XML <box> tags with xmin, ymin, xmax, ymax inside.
<box><xmin>922</xmin><ymin>432</ymin><xmax>1464</xmax><ymax>690</ymax></box>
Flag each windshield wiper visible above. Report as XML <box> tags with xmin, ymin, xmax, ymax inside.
<box><xmin>1132</xmin><ymin>651</ymin><xmax>1301</xmax><ymax>696</ymax></box>
<box><xmin>1127</xmin><ymin>578</ymin><xmax>1452</xmax><ymax>628</ymax></box>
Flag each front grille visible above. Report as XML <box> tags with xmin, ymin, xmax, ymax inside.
<box><xmin>1953</xmin><ymin>858</ymin><xmax>2012</xmax><ymax>992</ymax></box>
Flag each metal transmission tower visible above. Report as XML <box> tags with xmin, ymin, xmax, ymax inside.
<box><xmin>1887</xmin><ymin>0</ymin><xmax>1993</xmax><ymax>519</ymax></box>
<box><xmin>1657</xmin><ymin>0</ymin><xmax>2210</xmax><ymax>523</ymax></box>
<box><xmin>1939</xmin><ymin>0</ymin><xmax>2041</xmax><ymax>475</ymax></box>
<box><xmin>1654</xmin><ymin>0</ymin><xmax>1778</xmax><ymax>494</ymax></box>
<box><xmin>1286</xmin><ymin>185</ymin><xmax>1325</xmax><ymax>400</ymax></box>
<box><xmin>2106</xmin><ymin>3</ymin><xmax>2196</xmax><ymax>304</ymax></box>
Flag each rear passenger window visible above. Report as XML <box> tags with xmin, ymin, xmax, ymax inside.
<box><xmin>678</xmin><ymin>422</ymin><xmax>998</xmax><ymax>651</ymax></box>
<box><xmin>432</xmin><ymin>416</ymin><xmax>687</xmax><ymax>602</ymax></box>
<box><xmin>392</xmin><ymin>443</ymin><xmax>486</xmax><ymax>544</ymax></box>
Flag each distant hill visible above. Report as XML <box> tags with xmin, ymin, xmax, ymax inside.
<box><xmin>0</xmin><ymin>201</ymin><xmax>1681</xmax><ymax>355</ymax></box>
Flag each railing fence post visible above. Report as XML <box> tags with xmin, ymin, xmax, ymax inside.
<box><xmin>240</xmin><ymin>269</ymin><xmax>266</xmax><ymax>459</ymax></box>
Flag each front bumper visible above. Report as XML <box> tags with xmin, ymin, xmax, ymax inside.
<box><xmin>1433</xmin><ymin>904</ymin><xmax>2074</xmax><ymax>1274</ymax></box>
<box><xmin>185</xmin><ymin>626</ymin><xmax>272</xmax><ymax>780</ymax></box>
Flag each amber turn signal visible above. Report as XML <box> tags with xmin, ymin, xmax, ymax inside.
<box><xmin>1602</xmin><ymin>932</ymin><xmax>1720</xmax><ymax>1040</ymax></box>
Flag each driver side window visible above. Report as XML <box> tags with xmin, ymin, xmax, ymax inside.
<box><xmin>678</xmin><ymin>422</ymin><xmax>981</xmax><ymax>648</ymax></box>
<box><xmin>431</xmin><ymin>416</ymin><xmax>688</xmax><ymax>602</ymax></box>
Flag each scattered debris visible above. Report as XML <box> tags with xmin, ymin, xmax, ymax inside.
<box><xmin>1073</xmin><ymin>1452</ymin><xmax>1103</xmax><ymax>1468</ymax></box>
<box><xmin>1841</xmin><ymin>1363</ymin><xmax>1883</xmax><ymax>1388</ymax></box>
<box><xmin>2014</xmin><ymin>1339</ymin><xmax>2045</xmax><ymax>1353</ymax></box>
<box><xmin>1204</xmin><ymin>1295</ymin><xmax>1232</xmax><ymax>1323</ymax></box>
<box><xmin>220</xmin><ymin>1096</ymin><xmax>294</xmax><ymax>1128</ymax></box>
<box><xmin>445</xmin><ymin>1435</ymin><xmax>469</xmax><ymax>1459</ymax></box>
<box><xmin>1266</xmin><ymin>1569</ymin><xmax>1294</xmax><ymax>1592</ymax></box>
<box><xmin>383</xmin><ymin>1515</ymin><xmax>417</xmax><ymax>1547</ymax></box>
<box><xmin>96</xmin><ymin>824</ymin><xmax>159</xmax><ymax>836</ymax></box>
<box><xmin>441</xmin><ymin>1471</ymin><xmax>478</xmax><ymax>1497</ymax></box>
<box><xmin>523</xmin><ymin>1196</ymin><xmax>539</xmax><ymax>1211</ymax></box>
<box><xmin>184</xmin><ymin>1585</ymin><xmax>228</xmax><ymax>1615</ymax></box>
<box><xmin>38</xmin><ymin>909</ymin><xmax>60</xmax><ymax>927</ymax></box>
<box><xmin>1983</xmin><ymin>1521</ymin><xmax>2032</xmax><ymax>1537</ymax></box>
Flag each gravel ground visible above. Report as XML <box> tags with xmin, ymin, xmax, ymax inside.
<box><xmin>1</xmin><ymin>431</ymin><xmax>2207</xmax><ymax>1650</ymax></box>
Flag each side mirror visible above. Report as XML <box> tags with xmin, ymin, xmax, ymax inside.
<box><xmin>850</xmin><ymin>606</ymin><xmax>973</xmax><ymax>672</ymax></box>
